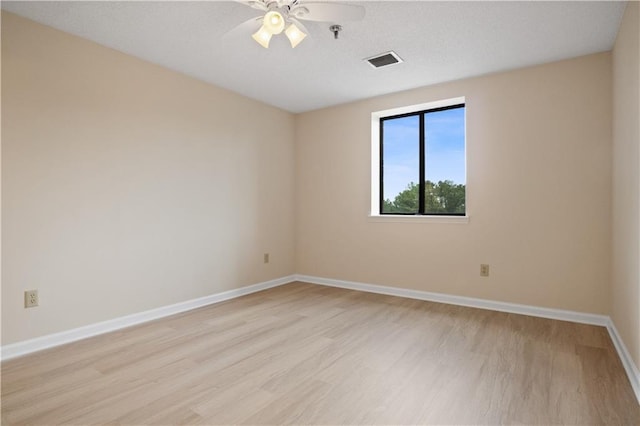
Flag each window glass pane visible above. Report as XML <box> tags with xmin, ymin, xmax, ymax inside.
<box><xmin>382</xmin><ymin>115</ymin><xmax>419</xmax><ymax>214</ymax></box>
<box><xmin>424</xmin><ymin>107</ymin><xmax>466</xmax><ymax>214</ymax></box>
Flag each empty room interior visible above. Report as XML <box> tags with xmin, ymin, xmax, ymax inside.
<box><xmin>2</xmin><ymin>0</ymin><xmax>640</xmax><ymax>424</ymax></box>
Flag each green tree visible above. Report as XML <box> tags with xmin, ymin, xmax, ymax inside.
<box><xmin>424</xmin><ymin>180</ymin><xmax>441</xmax><ymax>213</ymax></box>
<box><xmin>383</xmin><ymin>180</ymin><xmax>465</xmax><ymax>214</ymax></box>
<box><xmin>393</xmin><ymin>182</ymin><xmax>419</xmax><ymax>213</ymax></box>
<box><xmin>434</xmin><ymin>180</ymin><xmax>465</xmax><ymax>214</ymax></box>
<box><xmin>382</xmin><ymin>198</ymin><xmax>398</xmax><ymax>213</ymax></box>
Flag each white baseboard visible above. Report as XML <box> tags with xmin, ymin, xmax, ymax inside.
<box><xmin>295</xmin><ymin>274</ymin><xmax>609</xmax><ymax>326</ymax></box>
<box><xmin>1</xmin><ymin>275</ymin><xmax>295</xmax><ymax>361</ymax></box>
<box><xmin>295</xmin><ymin>274</ymin><xmax>639</xmax><ymax>405</ymax></box>
<box><xmin>606</xmin><ymin>319</ymin><xmax>640</xmax><ymax>403</ymax></box>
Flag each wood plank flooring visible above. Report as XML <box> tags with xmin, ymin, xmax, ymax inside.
<box><xmin>2</xmin><ymin>282</ymin><xmax>639</xmax><ymax>425</ymax></box>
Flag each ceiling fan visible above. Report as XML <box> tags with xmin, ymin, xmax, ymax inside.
<box><xmin>232</xmin><ymin>0</ymin><xmax>365</xmax><ymax>49</ymax></box>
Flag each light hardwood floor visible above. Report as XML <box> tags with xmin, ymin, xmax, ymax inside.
<box><xmin>2</xmin><ymin>282</ymin><xmax>639</xmax><ymax>425</ymax></box>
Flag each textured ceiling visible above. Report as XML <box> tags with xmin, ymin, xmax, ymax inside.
<box><xmin>1</xmin><ymin>1</ymin><xmax>627</xmax><ymax>113</ymax></box>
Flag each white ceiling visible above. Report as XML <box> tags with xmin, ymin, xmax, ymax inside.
<box><xmin>2</xmin><ymin>1</ymin><xmax>626</xmax><ymax>113</ymax></box>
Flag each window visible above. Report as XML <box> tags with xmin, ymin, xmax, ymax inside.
<box><xmin>371</xmin><ymin>98</ymin><xmax>466</xmax><ymax>217</ymax></box>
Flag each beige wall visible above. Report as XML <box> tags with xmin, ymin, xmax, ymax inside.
<box><xmin>612</xmin><ymin>1</ymin><xmax>640</xmax><ymax>369</ymax></box>
<box><xmin>296</xmin><ymin>53</ymin><xmax>612</xmax><ymax>314</ymax></box>
<box><xmin>1</xmin><ymin>12</ymin><xmax>296</xmax><ymax>345</ymax></box>
<box><xmin>0</xmin><ymin>10</ymin><xmax>624</xmax><ymax>349</ymax></box>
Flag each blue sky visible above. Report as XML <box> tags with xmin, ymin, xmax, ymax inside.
<box><xmin>382</xmin><ymin>108</ymin><xmax>465</xmax><ymax>201</ymax></box>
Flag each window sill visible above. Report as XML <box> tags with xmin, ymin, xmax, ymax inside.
<box><xmin>368</xmin><ymin>215</ymin><xmax>469</xmax><ymax>224</ymax></box>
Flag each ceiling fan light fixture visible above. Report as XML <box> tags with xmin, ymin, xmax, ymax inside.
<box><xmin>236</xmin><ymin>0</ymin><xmax>366</xmax><ymax>51</ymax></box>
<box><xmin>263</xmin><ymin>11</ymin><xmax>285</xmax><ymax>34</ymax></box>
<box><xmin>252</xmin><ymin>25</ymin><xmax>272</xmax><ymax>48</ymax></box>
<box><xmin>285</xmin><ymin>23</ymin><xmax>307</xmax><ymax>48</ymax></box>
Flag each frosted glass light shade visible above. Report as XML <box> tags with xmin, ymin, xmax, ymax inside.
<box><xmin>263</xmin><ymin>11</ymin><xmax>285</xmax><ymax>34</ymax></box>
<box><xmin>285</xmin><ymin>23</ymin><xmax>307</xmax><ymax>48</ymax></box>
<box><xmin>252</xmin><ymin>25</ymin><xmax>272</xmax><ymax>48</ymax></box>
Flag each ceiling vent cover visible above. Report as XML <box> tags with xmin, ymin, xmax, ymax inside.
<box><xmin>365</xmin><ymin>51</ymin><xmax>403</xmax><ymax>69</ymax></box>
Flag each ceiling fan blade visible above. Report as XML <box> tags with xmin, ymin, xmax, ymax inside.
<box><xmin>291</xmin><ymin>2</ymin><xmax>365</xmax><ymax>22</ymax></box>
<box><xmin>232</xmin><ymin>0</ymin><xmax>268</xmax><ymax>11</ymax></box>
<box><xmin>223</xmin><ymin>16</ymin><xmax>263</xmax><ymax>40</ymax></box>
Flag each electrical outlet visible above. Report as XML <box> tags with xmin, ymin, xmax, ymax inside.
<box><xmin>264</xmin><ymin>253</ymin><xmax>270</xmax><ymax>264</ymax></box>
<box><xmin>480</xmin><ymin>264</ymin><xmax>490</xmax><ymax>277</ymax></box>
<box><xmin>24</xmin><ymin>290</ymin><xmax>39</xmax><ymax>308</ymax></box>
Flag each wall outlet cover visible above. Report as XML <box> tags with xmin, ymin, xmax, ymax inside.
<box><xmin>480</xmin><ymin>264</ymin><xmax>490</xmax><ymax>277</ymax></box>
<box><xmin>24</xmin><ymin>290</ymin><xmax>39</xmax><ymax>308</ymax></box>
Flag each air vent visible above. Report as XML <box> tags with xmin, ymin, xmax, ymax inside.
<box><xmin>365</xmin><ymin>51</ymin><xmax>403</xmax><ymax>69</ymax></box>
